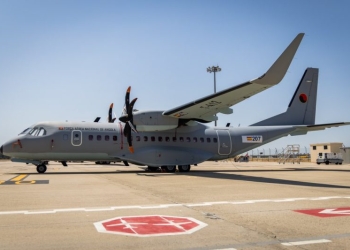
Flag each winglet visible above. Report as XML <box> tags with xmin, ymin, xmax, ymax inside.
<box><xmin>251</xmin><ymin>33</ymin><xmax>304</xmax><ymax>85</ymax></box>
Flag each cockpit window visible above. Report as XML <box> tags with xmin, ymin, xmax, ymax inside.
<box><xmin>37</xmin><ymin>128</ymin><xmax>46</xmax><ymax>136</ymax></box>
<box><xmin>29</xmin><ymin>128</ymin><xmax>38</xmax><ymax>135</ymax></box>
<box><xmin>19</xmin><ymin>128</ymin><xmax>31</xmax><ymax>135</ymax></box>
<box><xmin>28</xmin><ymin>127</ymin><xmax>47</xmax><ymax>136</ymax></box>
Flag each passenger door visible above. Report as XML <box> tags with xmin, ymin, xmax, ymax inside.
<box><xmin>216</xmin><ymin>130</ymin><xmax>232</xmax><ymax>155</ymax></box>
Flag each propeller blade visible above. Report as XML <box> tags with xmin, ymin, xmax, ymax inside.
<box><xmin>124</xmin><ymin>122</ymin><xmax>131</xmax><ymax>137</ymax></box>
<box><xmin>108</xmin><ymin>103</ymin><xmax>114</xmax><ymax>123</ymax></box>
<box><xmin>126</xmin><ymin>128</ymin><xmax>134</xmax><ymax>153</ymax></box>
<box><xmin>128</xmin><ymin>98</ymin><xmax>137</xmax><ymax>115</ymax></box>
<box><xmin>125</xmin><ymin>86</ymin><xmax>131</xmax><ymax>114</ymax></box>
<box><xmin>120</xmin><ymin>86</ymin><xmax>137</xmax><ymax>154</ymax></box>
<box><xmin>128</xmin><ymin>121</ymin><xmax>137</xmax><ymax>133</ymax></box>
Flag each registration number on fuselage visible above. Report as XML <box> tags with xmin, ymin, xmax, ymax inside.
<box><xmin>242</xmin><ymin>135</ymin><xmax>263</xmax><ymax>143</ymax></box>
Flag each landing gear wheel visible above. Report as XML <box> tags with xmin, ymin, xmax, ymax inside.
<box><xmin>325</xmin><ymin>161</ymin><xmax>329</xmax><ymax>165</ymax></box>
<box><xmin>148</xmin><ymin>166</ymin><xmax>159</xmax><ymax>172</ymax></box>
<box><xmin>36</xmin><ymin>164</ymin><xmax>47</xmax><ymax>173</ymax></box>
<box><xmin>178</xmin><ymin>165</ymin><xmax>191</xmax><ymax>172</ymax></box>
<box><xmin>161</xmin><ymin>165</ymin><xmax>176</xmax><ymax>173</ymax></box>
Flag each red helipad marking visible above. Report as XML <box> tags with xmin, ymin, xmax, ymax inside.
<box><xmin>94</xmin><ymin>215</ymin><xmax>207</xmax><ymax>237</ymax></box>
<box><xmin>295</xmin><ymin>207</ymin><xmax>350</xmax><ymax>217</ymax></box>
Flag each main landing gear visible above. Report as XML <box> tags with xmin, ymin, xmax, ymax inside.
<box><xmin>147</xmin><ymin>165</ymin><xmax>191</xmax><ymax>173</ymax></box>
<box><xmin>36</xmin><ymin>164</ymin><xmax>47</xmax><ymax>173</ymax></box>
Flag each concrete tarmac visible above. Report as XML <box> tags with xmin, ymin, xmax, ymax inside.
<box><xmin>0</xmin><ymin>160</ymin><xmax>350</xmax><ymax>250</ymax></box>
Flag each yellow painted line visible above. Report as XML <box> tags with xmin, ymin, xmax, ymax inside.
<box><xmin>10</xmin><ymin>174</ymin><xmax>28</xmax><ymax>182</ymax></box>
<box><xmin>15</xmin><ymin>180</ymin><xmax>36</xmax><ymax>185</ymax></box>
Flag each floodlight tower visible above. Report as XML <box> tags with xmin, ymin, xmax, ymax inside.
<box><xmin>207</xmin><ymin>66</ymin><xmax>221</xmax><ymax>126</ymax></box>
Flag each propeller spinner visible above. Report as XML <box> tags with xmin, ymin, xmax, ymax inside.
<box><xmin>119</xmin><ymin>86</ymin><xmax>138</xmax><ymax>153</ymax></box>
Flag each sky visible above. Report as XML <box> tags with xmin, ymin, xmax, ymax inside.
<box><xmin>1</xmin><ymin>0</ymin><xmax>350</xmax><ymax>155</ymax></box>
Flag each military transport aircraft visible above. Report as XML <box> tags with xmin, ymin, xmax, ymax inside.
<box><xmin>1</xmin><ymin>33</ymin><xmax>349</xmax><ymax>173</ymax></box>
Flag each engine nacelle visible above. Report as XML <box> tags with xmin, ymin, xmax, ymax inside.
<box><xmin>132</xmin><ymin>111</ymin><xmax>179</xmax><ymax>132</ymax></box>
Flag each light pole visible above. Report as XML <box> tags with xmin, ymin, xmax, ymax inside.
<box><xmin>207</xmin><ymin>65</ymin><xmax>221</xmax><ymax>126</ymax></box>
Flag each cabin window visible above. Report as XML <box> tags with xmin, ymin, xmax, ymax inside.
<box><xmin>207</xmin><ymin>138</ymin><xmax>211</xmax><ymax>143</ymax></box>
<box><xmin>63</xmin><ymin>134</ymin><xmax>68</xmax><ymax>140</ymax></box>
<box><xmin>213</xmin><ymin>138</ymin><xmax>218</xmax><ymax>143</ymax></box>
<box><xmin>313</xmin><ymin>146</ymin><xmax>316</xmax><ymax>150</ymax></box>
<box><xmin>144</xmin><ymin>136</ymin><xmax>148</xmax><ymax>142</ymax></box>
<box><xmin>179</xmin><ymin>137</ymin><xmax>184</xmax><ymax>142</ymax></box>
<box><xmin>324</xmin><ymin>145</ymin><xmax>328</xmax><ymax>150</ymax></box>
<box><xmin>193</xmin><ymin>137</ymin><xmax>197</xmax><ymax>142</ymax></box>
<box><xmin>97</xmin><ymin>135</ymin><xmax>101</xmax><ymax>141</ymax></box>
<box><xmin>136</xmin><ymin>136</ymin><xmax>140</xmax><ymax>141</ymax></box>
<box><xmin>151</xmin><ymin>136</ymin><xmax>155</xmax><ymax>142</ymax></box>
<box><xmin>165</xmin><ymin>137</ymin><xmax>170</xmax><ymax>142</ymax></box>
<box><xmin>113</xmin><ymin>135</ymin><xmax>117</xmax><ymax>141</ymax></box>
<box><xmin>172</xmin><ymin>137</ymin><xmax>177</xmax><ymax>142</ymax></box>
<box><xmin>158</xmin><ymin>137</ymin><xmax>163</xmax><ymax>142</ymax></box>
<box><xmin>105</xmin><ymin>135</ymin><xmax>110</xmax><ymax>141</ymax></box>
<box><xmin>186</xmin><ymin>137</ymin><xmax>191</xmax><ymax>142</ymax></box>
<box><xmin>88</xmin><ymin>135</ymin><xmax>93</xmax><ymax>141</ymax></box>
<box><xmin>200</xmin><ymin>138</ymin><xmax>204</xmax><ymax>143</ymax></box>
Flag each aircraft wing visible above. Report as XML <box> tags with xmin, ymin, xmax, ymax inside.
<box><xmin>290</xmin><ymin>122</ymin><xmax>350</xmax><ymax>136</ymax></box>
<box><xmin>163</xmin><ymin>33</ymin><xmax>304</xmax><ymax>122</ymax></box>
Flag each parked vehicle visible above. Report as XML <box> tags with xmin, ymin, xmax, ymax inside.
<box><xmin>316</xmin><ymin>152</ymin><xmax>343</xmax><ymax>165</ymax></box>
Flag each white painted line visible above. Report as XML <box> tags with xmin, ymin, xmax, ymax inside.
<box><xmin>84</xmin><ymin>207</ymin><xmax>115</xmax><ymax>212</ymax></box>
<box><xmin>273</xmin><ymin>198</ymin><xmax>308</xmax><ymax>202</ymax></box>
<box><xmin>213</xmin><ymin>248</ymin><xmax>237</xmax><ymax>250</ymax></box>
<box><xmin>25</xmin><ymin>210</ymin><xmax>56</xmax><ymax>214</ymax></box>
<box><xmin>186</xmin><ymin>203</ymin><xmax>212</xmax><ymax>207</ymax></box>
<box><xmin>0</xmin><ymin>211</ymin><xmax>28</xmax><ymax>215</ymax></box>
<box><xmin>310</xmin><ymin>196</ymin><xmax>341</xmax><ymax>200</ymax></box>
<box><xmin>281</xmin><ymin>239</ymin><xmax>331</xmax><ymax>246</ymax></box>
<box><xmin>0</xmin><ymin>196</ymin><xmax>349</xmax><ymax>216</ymax></box>
<box><xmin>54</xmin><ymin>208</ymin><xmax>86</xmax><ymax>212</ymax></box>
<box><xmin>110</xmin><ymin>205</ymin><xmax>139</xmax><ymax>210</ymax></box>
<box><xmin>245</xmin><ymin>199</ymin><xmax>271</xmax><ymax>203</ymax></box>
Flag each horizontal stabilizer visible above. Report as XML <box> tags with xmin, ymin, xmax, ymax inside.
<box><xmin>290</xmin><ymin>122</ymin><xmax>350</xmax><ymax>136</ymax></box>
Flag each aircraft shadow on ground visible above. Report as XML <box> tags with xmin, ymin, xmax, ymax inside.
<box><xmin>12</xmin><ymin>167</ymin><xmax>350</xmax><ymax>189</ymax></box>
<box><xmin>185</xmin><ymin>170</ymin><xmax>350</xmax><ymax>189</ymax></box>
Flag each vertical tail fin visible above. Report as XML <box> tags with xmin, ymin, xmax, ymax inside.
<box><xmin>251</xmin><ymin>68</ymin><xmax>318</xmax><ymax>126</ymax></box>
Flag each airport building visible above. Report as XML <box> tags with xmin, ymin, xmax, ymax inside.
<box><xmin>310</xmin><ymin>142</ymin><xmax>350</xmax><ymax>164</ymax></box>
<box><xmin>340</xmin><ymin>147</ymin><xmax>350</xmax><ymax>164</ymax></box>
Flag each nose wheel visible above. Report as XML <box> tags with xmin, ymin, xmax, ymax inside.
<box><xmin>36</xmin><ymin>164</ymin><xmax>47</xmax><ymax>173</ymax></box>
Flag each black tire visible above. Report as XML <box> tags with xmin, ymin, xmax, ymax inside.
<box><xmin>148</xmin><ymin>166</ymin><xmax>159</xmax><ymax>172</ymax></box>
<box><xmin>37</xmin><ymin>164</ymin><xmax>47</xmax><ymax>173</ymax></box>
<box><xmin>162</xmin><ymin>165</ymin><xmax>176</xmax><ymax>173</ymax></box>
<box><xmin>339</xmin><ymin>162</ymin><xmax>342</xmax><ymax>165</ymax></box>
<box><xmin>178</xmin><ymin>165</ymin><xmax>191</xmax><ymax>172</ymax></box>
<box><xmin>325</xmin><ymin>161</ymin><xmax>329</xmax><ymax>165</ymax></box>
<box><xmin>317</xmin><ymin>162</ymin><xmax>320</xmax><ymax>165</ymax></box>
